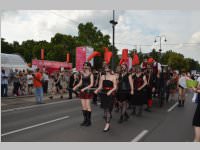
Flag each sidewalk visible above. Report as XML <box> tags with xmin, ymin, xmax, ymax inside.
<box><xmin>1</xmin><ymin>93</ymin><xmax>78</xmax><ymax>110</ymax></box>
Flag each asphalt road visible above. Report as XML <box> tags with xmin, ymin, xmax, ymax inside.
<box><xmin>1</xmin><ymin>92</ymin><xmax>197</xmax><ymax>142</ymax></box>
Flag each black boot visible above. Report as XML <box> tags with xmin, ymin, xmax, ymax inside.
<box><xmin>124</xmin><ymin>112</ymin><xmax>129</xmax><ymax>121</ymax></box>
<box><xmin>137</xmin><ymin>106</ymin><xmax>143</xmax><ymax>116</ymax></box>
<box><xmin>131</xmin><ymin>106</ymin><xmax>136</xmax><ymax>115</ymax></box>
<box><xmin>178</xmin><ymin>100</ymin><xmax>182</xmax><ymax>107</ymax></box>
<box><xmin>181</xmin><ymin>101</ymin><xmax>185</xmax><ymax>107</ymax></box>
<box><xmin>118</xmin><ymin>115</ymin><xmax>124</xmax><ymax>124</ymax></box>
<box><xmin>80</xmin><ymin>110</ymin><xmax>87</xmax><ymax>126</ymax></box>
<box><xmin>85</xmin><ymin>111</ymin><xmax>92</xmax><ymax>126</ymax></box>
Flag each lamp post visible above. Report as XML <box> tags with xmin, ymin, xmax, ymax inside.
<box><xmin>110</xmin><ymin>10</ymin><xmax>118</xmax><ymax>70</ymax></box>
<box><xmin>154</xmin><ymin>35</ymin><xmax>167</xmax><ymax>61</ymax></box>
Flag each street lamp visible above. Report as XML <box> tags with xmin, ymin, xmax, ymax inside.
<box><xmin>154</xmin><ymin>35</ymin><xmax>167</xmax><ymax>53</ymax></box>
<box><xmin>110</xmin><ymin>10</ymin><xmax>118</xmax><ymax>70</ymax></box>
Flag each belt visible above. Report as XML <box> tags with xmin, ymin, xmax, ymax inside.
<box><xmin>103</xmin><ymin>87</ymin><xmax>113</xmax><ymax>90</ymax></box>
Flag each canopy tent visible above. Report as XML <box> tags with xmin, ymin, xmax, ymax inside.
<box><xmin>1</xmin><ymin>53</ymin><xmax>29</xmax><ymax>72</ymax></box>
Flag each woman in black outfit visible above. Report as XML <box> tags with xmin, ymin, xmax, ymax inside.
<box><xmin>117</xmin><ymin>64</ymin><xmax>134</xmax><ymax>123</ymax></box>
<box><xmin>132</xmin><ymin>66</ymin><xmax>148</xmax><ymax>116</ymax></box>
<box><xmin>73</xmin><ymin>62</ymin><xmax>94</xmax><ymax>127</ymax></box>
<box><xmin>94</xmin><ymin>65</ymin><xmax>117</xmax><ymax>132</ymax></box>
<box><xmin>192</xmin><ymin>86</ymin><xmax>200</xmax><ymax>142</ymax></box>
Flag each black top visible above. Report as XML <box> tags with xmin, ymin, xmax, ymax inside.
<box><xmin>103</xmin><ymin>80</ymin><xmax>113</xmax><ymax>89</ymax></box>
<box><xmin>118</xmin><ymin>73</ymin><xmax>130</xmax><ymax>91</ymax></box>
<box><xmin>133</xmin><ymin>74</ymin><xmax>144</xmax><ymax>89</ymax></box>
<box><xmin>81</xmin><ymin>74</ymin><xmax>91</xmax><ymax>88</ymax></box>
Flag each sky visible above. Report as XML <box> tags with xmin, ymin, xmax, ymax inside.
<box><xmin>1</xmin><ymin>10</ymin><xmax>200</xmax><ymax>63</ymax></box>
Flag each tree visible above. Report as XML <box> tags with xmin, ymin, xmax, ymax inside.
<box><xmin>1</xmin><ymin>38</ymin><xmax>14</xmax><ymax>54</ymax></box>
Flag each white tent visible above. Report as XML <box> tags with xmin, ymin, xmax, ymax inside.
<box><xmin>1</xmin><ymin>53</ymin><xmax>29</xmax><ymax>72</ymax></box>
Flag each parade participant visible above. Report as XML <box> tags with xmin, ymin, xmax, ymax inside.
<box><xmin>152</xmin><ymin>59</ymin><xmax>162</xmax><ymax>97</ymax></box>
<box><xmin>132</xmin><ymin>66</ymin><xmax>148</xmax><ymax>116</ymax></box>
<box><xmin>167</xmin><ymin>71</ymin><xmax>178</xmax><ymax>102</ymax></box>
<box><xmin>94</xmin><ymin>65</ymin><xmax>117</xmax><ymax>132</ymax></box>
<box><xmin>92</xmin><ymin>68</ymin><xmax>100</xmax><ymax>105</ymax></box>
<box><xmin>73</xmin><ymin>62</ymin><xmax>94</xmax><ymax>127</ymax></box>
<box><xmin>117</xmin><ymin>63</ymin><xmax>134</xmax><ymax>123</ymax></box>
<box><xmin>144</xmin><ymin>64</ymin><xmax>153</xmax><ymax>112</ymax></box>
<box><xmin>114</xmin><ymin>65</ymin><xmax>121</xmax><ymax>112</ymax></box>
<box><xmin>178</xmin><ymin>71</ymin><xmax>189</xmax><ymax>107</ymax></box>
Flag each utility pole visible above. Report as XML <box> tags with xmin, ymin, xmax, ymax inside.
<box><xmin>110</xmin><ymin>10</ymin><xmax>118</xmax><ymax>70</ymax></box>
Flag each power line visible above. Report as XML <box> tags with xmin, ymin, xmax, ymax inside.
<box><xmin>49</xmin><ymin>11</ymin><xmax>80</xmax><ymax>25</ymax></box>
<box><xmin>115</xmin><ymin>42</ymin><xmax>200</xmax><ymax>47</ymax></box>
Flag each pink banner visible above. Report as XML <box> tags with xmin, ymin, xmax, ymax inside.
<box><xmin>76</xmin><ymin>47</ymin><xmax>86</xmax><ymax>71</ymax></box>
<box><xmin>32</xmin><ymin>59</ymin><xmax>72</xmax><ymax>70</ymax></box>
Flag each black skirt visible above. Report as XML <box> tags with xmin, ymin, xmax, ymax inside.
<box><xmin>131</xmin><ymin>89</ymin><xmax>147</xmax><ymax>106</ymax></box>
<box><xmin>193</xmin><ymin>102</ymin><xmax>200</xmax><ymax>127</ymax></box>
<box><xmin>116</xmin><ymin>90</ymin><xmax>130</xmax><ymax>102</ymax></box>
<box><xmin>100</xmin><ymin>90</ymin><xmax>114</xmax><ymax>111</ymax></box>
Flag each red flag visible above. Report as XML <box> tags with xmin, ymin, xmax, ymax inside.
<box><xmin>66</xmin><ymin>53</ymin><xmax>70</xmax><ymax>63</ymax></box>
<box><xmin>104</xmin><ymin>51</ymin><xmax>112</xmax><ymax>64</ymax></box>
<box><xmin>41</xmin><ymin>49</ymin><xmax>44</xmax><ymax>60</ymax></box>
<box><xmin>147</xmin><ymin>57</ymin><xmax>155</xmax><ymax>64</ymax></box>
<box><xmin>87</xmin><ymin>51</ymin><xmax>101</xmax><ymax>61</ymax></box>
<box><xmin>132</xmin><ymin>53</ymin><xmax>140</xmax><ymax>66</ymax></box>
<box><xmin>119</xmin><ymin>49</ymin><xmax>128</xmax><ymax>65</ymax></box>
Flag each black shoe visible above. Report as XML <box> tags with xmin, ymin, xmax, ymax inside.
<box><xmin>144</xmin><ymin>107</ymin><xmax>151</xmax><ymax>112</ymax></box>
<box><xmin>118</xmin><ymin>116</ymin><xmax>124</xmax><ymax>124</ymax></box>
<box><xmin>115</xmin><ymin>108</ymin><xmax>119</xmax><ymax>113</ymax></box>
<box><xmin>49</xmin><ymin>96</ymin><xmax>53</xmax><ymax>99</ymax></box>
<box><xmin>60</xmin><ymin>96</ymin><xmax>63</xmax><ymax>99</ymax></box>
<box><xmin>124</xmin><ymin>112</ymin><xmax>129</xmax><ymax>121</ymax></box>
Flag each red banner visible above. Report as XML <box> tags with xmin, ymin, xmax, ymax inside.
<box><xmin>66</xmin><ymin>53</ymin><xmax>70</xmax><ymax>63</ymax></box>
<box><xmin>41</xmin><ymin>49</ymin><xmax>44</xmax><ymax>60</ymax></box>
<box><xmin>32</xmin><ymin>59</ymin><xmax>72</xmax><ymax>74</ymax></box>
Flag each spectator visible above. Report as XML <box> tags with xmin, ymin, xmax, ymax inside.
<box><xmin>13</xmin><ymin>69</ymin><xmax>20</xmax><ymax>96</ymax></box>
<box><xmin>48</xmin><ymin>74</ymin><xmax>57</xmax><ymax>99</ymax></box>
<box><xmin>42</xmin><ymin>71</ymin><xmax>49</xmax><ymax>94</ymax></box>
<box><xmin>1</xmin><ymin>69</ymin><xmax>8</xmax><ymax>97</ymax></box>
<box><xmin>27</xmin><ymin>70</ymin><xmax>33</xmax><ymax>95</ymax></box>
<box><xmin>33</xmin><ymin>68</ymin><xmax>44</xmax><ymax>104</ymax></box>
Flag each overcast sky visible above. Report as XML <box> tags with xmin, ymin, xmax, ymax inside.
<box><xmin>1</xmin><ymin>10</ymin><xmax>200</xmax><ymax>63</ymax></box>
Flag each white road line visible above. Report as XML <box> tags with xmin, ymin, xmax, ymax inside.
<box><xmin>2</xmin><ymin>99</ymin><xmax>79</xmax><ymax>113</ymax></box>
<box><xmin>167</xmin><ymin>102</ymin><xmax>178</xmax><ymax>112</ymax></box>
<box><xmin>1</xmin><ymin>116</ymin><xmax>70</xmax><ymax>137</ymax></box>
<box><xmin>131</xmin><ymin>130</ymin><xmax>149</xmax><ymax>142</ymax></box>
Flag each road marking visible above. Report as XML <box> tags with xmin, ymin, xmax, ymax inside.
<box><xmin>131</xmin><ymin>130</ymin><xmax>149</xmax><ymax>142</ymax></box>
<box><xmin>1</xmin><ymin>116</ymin><xmax>70</xmax><ymax>137</ymax></box>
<box><xmin>167</xmin><ymin>102</ymin><xmax>178</xmax><ymax>112</ymax></box>
<box><xmin>2</xmin><ymin>99</ymin><xmax>79</xmax><ymax>113</ymax></box>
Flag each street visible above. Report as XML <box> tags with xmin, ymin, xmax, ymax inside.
<box><xmin>1</xmin><ymin>92</ymin><xmax>196</xmax><ymax>142</ymax></box>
